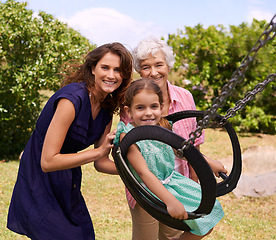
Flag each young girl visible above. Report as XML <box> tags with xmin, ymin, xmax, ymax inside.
<box><xmin>121</xmin><ymin>37</ymin><xmax>205</xmax><ymax>239</ymax></box>
<box><xmin>114</xmin><ymin>79</ymin><xmax>227</xmax><ymax>240</ymax></box>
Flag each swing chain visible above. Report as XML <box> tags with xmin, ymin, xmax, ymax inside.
<box><xmin>222</xmin><ymin>73</ymin><xmax>276</xmax><ymax>121</ymax></box>
<box><xmin>177</xmin><ymin>14</ymin><xmax>276</xmax><ymax>156</ymax></box>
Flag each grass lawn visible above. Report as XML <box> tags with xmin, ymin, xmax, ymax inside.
<box><xmin>0</xmin><ymin>115</ymin><xmax>275</xmax><ymax>239</ymax></box>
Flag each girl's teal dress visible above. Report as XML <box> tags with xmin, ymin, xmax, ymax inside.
<box><xmin>114</xmin><ymin>121</ymin><xmax>224</xmax><ymax>236</ymax></box>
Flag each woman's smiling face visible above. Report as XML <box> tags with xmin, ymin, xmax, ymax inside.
<box><xmin>139</xmin><ymin>51</ymin><xmax>169</xmax><ymax>92</ymax></box>
<box><xmin>92</xmin><ymin>52</ymin><xmax>123</xmax><ymax>97</ymax></box>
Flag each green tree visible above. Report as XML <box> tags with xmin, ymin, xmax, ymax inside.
<box><xmin>0</xmin><ymin>0</ymin><xmax>95</xmax><ymax>159</ymax></box>
<box><xmin>167</xmin><ymin>19</ymin><xmax>276</xmax><ymax>134</ymax></box>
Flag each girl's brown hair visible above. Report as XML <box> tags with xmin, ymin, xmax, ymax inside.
<box><xmin>63</xmin><ymin>42</ymin><xmax>133</xmax><ymax>114</ymax></box>
<box><xmin>124</xmin><ymin>78</ymin><xmax>172</xmax><ymax>130</ymax></box>
<box><xmin>124</xmin><ymin>78</ymin><xmax>163</xmax><ymax>107</ymax></box>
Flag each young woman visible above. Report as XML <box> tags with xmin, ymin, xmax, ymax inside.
<box><xmin>7</xmin><ymin>42</ymin><xmax>133</xmax><ymax>240</ymax></box>
<box><xmin>115</xmin><ymin>79</ymin><xmax>227</xmax><ymax>240</ymax></box>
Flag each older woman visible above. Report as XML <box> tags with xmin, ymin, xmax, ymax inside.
<box><xmin>121</xmin><ymin>36</ymin><xmax>205</xmax><ymax>240</ymax></box>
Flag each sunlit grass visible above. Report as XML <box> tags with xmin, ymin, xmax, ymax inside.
<box><xmin>2</xmin><ymin>160</ymin><xmax>275</xmax><ymax>240</ymax></box>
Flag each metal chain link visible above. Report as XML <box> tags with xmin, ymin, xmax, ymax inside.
<box><xmin>177</xmin><ymin>14</ymin><xmax>276</xmax><ymax>156</ymax></box>
<box><xmin>223</xmin><ymin>74</ymin><xmax>276</xmax><ymax>120</ymax></box>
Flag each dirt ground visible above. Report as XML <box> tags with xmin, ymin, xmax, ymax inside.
<box><xmin>219</xmin><ymin>134</ymin><xmax>276</xmax><ymax>198</ymax></box>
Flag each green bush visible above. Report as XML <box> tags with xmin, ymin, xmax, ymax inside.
<box><xmin>230</xmin><ymin>106</ymin><xmax>276</xmax><ymax>133</ymax></box>
<box><xmin>0</xmin><ymin>0</ymin><xmax>95</xmax><ymax>159</ymax></box>
<box><xmin>168</xmin><ymin>19</ymin><xmax>276</xmax><ymax>134</ymax></box>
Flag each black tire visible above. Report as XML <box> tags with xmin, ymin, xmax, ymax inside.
<box><xmin>114</xmin><ymin>124</ymin><xmax>217</xmax><ymax>230</ymax></box>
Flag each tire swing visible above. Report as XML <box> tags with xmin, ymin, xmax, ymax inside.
<box><xmin>166</xmin><ymin>110</ymin><xmax>242</xmax><ymax>197</ymax></box>
<box><xmin>113</xmin><ymin>110</ymin><xmax>242</xmax><ymax>231</ymax></box>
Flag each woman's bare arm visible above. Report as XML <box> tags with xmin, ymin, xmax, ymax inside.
<box><xmin>41</xmin><ymin>99</ymin><xmax>114</xmax><ymax>172</ymax></box>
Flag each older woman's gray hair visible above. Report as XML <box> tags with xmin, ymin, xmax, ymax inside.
<box><xmin>132</xmin><ymin>36</ymin><xmax>175</xmax><ymax>73</ymax></box>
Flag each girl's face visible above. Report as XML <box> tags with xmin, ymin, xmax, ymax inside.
<box><xmin>125</xmin><ymin>89</ymin><xmax>162</xmax><ymax>127</ymax></box>
<box><xmin>139</xmin><ymin>51</ymin><xmax>169</xmax><ymax>92</ymax></box>
<box><xmin>92</xmin><ymin>52</ymin><xmax>123</xmax><ymax>97</ymax></box>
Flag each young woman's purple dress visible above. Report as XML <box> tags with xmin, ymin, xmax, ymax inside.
<box><xmin>7</xmin><ymin>82</ymin><xmax>112</xmax><ymax>240</ymax></box>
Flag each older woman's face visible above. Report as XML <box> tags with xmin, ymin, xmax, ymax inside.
<box><xmin>139</xmin><ymin>51</ymin><xmax>169</xmax><ymax>91</ymax></box>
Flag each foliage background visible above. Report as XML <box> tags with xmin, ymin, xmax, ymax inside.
<box><xmin>167</xmin><ymin>20</ymin><xmax>276</xmax><ymax>134</ymax></box>
<box><xmin>0</xmin><ymin>0</ymin><xmax>275</xmax><ymax>160</ymax></box>
<box><xmin>0</xmin><ymin>0</ymin><xmax>95</xmax><ymax>159</ymax></box>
